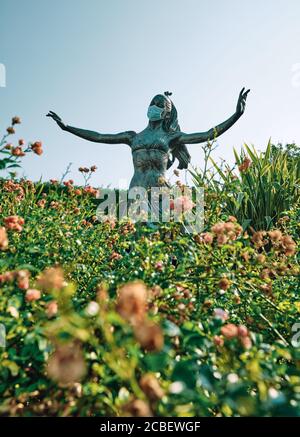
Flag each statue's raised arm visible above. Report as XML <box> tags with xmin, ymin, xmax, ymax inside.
<box><xmin>46</xmin><ymin>111</ymin><xmax>136</xmax><ymax>145</ymax></box>
<box><xmin>176</xmin><ymin>88</ymin><xmax>250</xmax><ymax>145</ymax></box>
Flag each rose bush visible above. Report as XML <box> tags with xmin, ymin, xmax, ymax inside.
<box><xmin>0</xmin><ymin>120</ymin><xmax>299</xmax><ymax>417</ymax></box>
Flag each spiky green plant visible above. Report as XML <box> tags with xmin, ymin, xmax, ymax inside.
<box><xmin>191</xmin><ymin>141</ymin><xmax>300</xmax><ymax>230</ymax></box>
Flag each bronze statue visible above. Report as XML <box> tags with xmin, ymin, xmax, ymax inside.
<box><xmin>47</xmin><ymin>88</ymin><xmax>250</xmax><ymax>189</ymax></box>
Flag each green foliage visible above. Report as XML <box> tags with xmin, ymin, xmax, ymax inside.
<box><xmin>0</xmin><ymin>175</ymin><xmax>299</xmax><ymax>417</ymax></box>
<box><xmin>191</xmin><ymin>141</ymin><xmax>300</xmax><ymax>230</ymax></box>
<box><xmin>0</xmin><ymin>119</ymin><xmax>299</xmax><ymax>417</ymax></box>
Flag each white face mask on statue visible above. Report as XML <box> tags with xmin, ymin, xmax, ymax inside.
<box><xmin>147</xmin><ymin>105</ymin><xmax>165</xmax><ymax>121</ymax></box>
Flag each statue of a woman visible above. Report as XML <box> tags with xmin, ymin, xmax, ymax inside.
<box><xmin>47</xmin><ymin>88</ymin><xmax>249</xmax><ymax>189</ymax></box>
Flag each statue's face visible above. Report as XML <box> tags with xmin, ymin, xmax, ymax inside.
<box><xmin>147</xmin><ymin>95</ymin><xmax>171</xmax><ymax>121</ymax></box>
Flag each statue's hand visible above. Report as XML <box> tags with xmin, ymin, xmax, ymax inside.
<box><xmin>236</xmin><ymin>87</ymin><xmax>250</xmax><ymax>116</ymax></box>
<box><xmin>46</xmin><ymin>111</ymin><xmax>67</xmax><ymax>130</ymax></box>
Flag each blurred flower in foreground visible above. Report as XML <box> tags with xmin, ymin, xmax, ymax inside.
<box><xmin>46</xmin><ymin>301</ymin><xmax>58</xmax><ymax>318</ymax></box>
<box><xmin>25</xmin><ymin>288</ymin><xmax>41</xmax><ymax>302</ymax></box>
<box><xmin>37</xmin><ymin>267</ymin><xmax>64</xmax><ymax>291</ymax></box>
<box><xmin>221</xmin><ymin>323</ymin><xmax>239</xmax><ymax>339</ymax></box>
<box><xmin>0</xmin><ymin>227</ymin><xmax>8</xmax><ymax>250</ymax></box>
<box><xmin>213</xmin><ymin>308</ymin><xmax>229</xmax><ymax>321</ymax></box>
<box><xmin>134</xmin><ymin>320</ymin><xmax>164</xmax><ymax>352</ymax></box>
<box><xmin>116</xmin><ymin>281</ymin><xmax>148</xmax><ymax>324</ymax></box>
<box><xmin>220</xmin><ymin>323</ymin><xmax>252</xmax><ymax>349</ymax></box>
<box><xmin>47</xmin><ymin>342</ymin><xmax>86</xmax><ymax>385</ymax></box>
<box><xmin>140</xmin><ymin>374</ymin><xmax>164</xmax><ymax>401</ymax></box>
<box><xmin>16</xmin><ymin>269</ymin><xmax>30</xmax><ymax>290</ymax></box>
<box><xmin>123</xmin><ymin>399</ymin><xmax>152</xmax><ymax>417</ymax></box>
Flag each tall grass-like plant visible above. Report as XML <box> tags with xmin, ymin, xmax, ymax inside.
<box><xmin>191</xmin><ymin>141</ymin><xmax>300</xmax><ymax>230</ymax></box>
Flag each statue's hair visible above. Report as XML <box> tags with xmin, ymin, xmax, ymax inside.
<box><xmin>152</xmin><ymin>92</ymin><xmax>191</xmax><ymax>170</ymax></box>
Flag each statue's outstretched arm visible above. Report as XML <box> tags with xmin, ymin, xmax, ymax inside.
<box><xmin>46</xmin><ymin>111</ymin><xmax>136</xmax><ymax>145</ymax></box>
<box><xmin>177</xmin><ymin>88</ymin><xmax>250</xmax><ymax>144</ymax></box>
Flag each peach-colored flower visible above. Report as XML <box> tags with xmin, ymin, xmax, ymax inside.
<box><xmin>237</xmin><ymin>325</ymin><xmax>249</xmax><ymax>337</ymax></box>
<box><xmin>140</xmin><ymin>374</ymin><xmax>164</xmax><ymax>401</ymax></box>
<box><xmin>116</xmin><ymin>281</ymin><xmax>148</xmax><ymax>324</ymax></box>
<box><xmin>16</xmin><ymin>269</ymin><xmax>30</xmax><ymax>290</ymax></box>
<box><xmin>241</xmin><ymin>251</ymin><xmax>250</xmax><ymax>262</ymax></box>
<box><xmin>202</xmin><ymin>232</ymin><xmax>214</xmax><ymax>244</ymax></box>
<box><xmin>37</xmin><ymin>267</ymin><xmax>64</xmax><ymax>291</ymax></box>
<box><xmin>7</xmin><ymin>306</ymin><xmax>19</xmax><ymax>318</ymax></box>
<box><xmin>240</xmin><ymin>335</ymin><xmax>252</xmax><ymax>349</ymax></box>
<box><xmin>0</xmin><ymin>271</ymin><xmax>14</xmax><ymax>283</ymax></box>
<box><xmin>123</xmin><ymin>399</ymin><xmax>152</xmax><ymax>417</ymax></box>
<box><xmin>63</xmin><ymin>179</ymin><xmax>73</xmax><ymax>187</ymax></box>
<box><xmin>31</xmin><ymin>141</ymin><xmax>43</xmax><ymax>155</ymax></box>
<box><xmin>256</xmin><ymin>254</ymin><xmax>266</xmax><ymax>264</ymax></box>
<box><xmin>238</xmin><ymin>157</ymin><xmax>251</xmax><ymax>172</ymax></box>
<box><xmin>110</xmin><ymin>252</ymin><xmax>122</xmax><ymax>261</ymax></box>
<box><xmin>219</xmin><ymin>277</ymin><xmax>231</xmax><ymax>291</ymax></box>
<box><xmin>251</xmin><ymin>231</ymin><xmax>267</xmax><ymax>248</ymax></box>
<box><xmin>37</xmin><ymin>199</ymin><xmax>46</xmax><ymax>208</ymax></box>
<box><xmin>18</xmin><ymin>138</ymin><xmax>25</xmax><ymax>146</ymax></box>
<box><xmin>25</xmin><ymin>288</ymin><xmax>41</xmax><ymax>302</ymax></box>
<box><xmin>217</xmin><ymin>234</ymin><xmax>228</xmax><ymax>245</ymax></box>
<box><xmin>83</xmin><ymin>185</ymin><xmax>98</xmax><ymax>197</ymax></box>
<box><xmin>90</xmin><ymin>165</ymin><xmax>97</xmax><ymax>172</ymax></box>
<box><xmin>173</xmin><ymin>195</ymin><xmax>195</xmax><ymax>213</ymax></box>
<box><xmin>47</xmin><ymin>343</ymin><xmax>86</xmax><ymax>384</ymax></box>
<box><xmin>50</xmin><ymin>201</ymin><xmax>60</xmax><ymax>209</ymax></box>
<box><xmin>213</xmin><ymin>335</ymin><xmax>224</xmax><ymax>347</ymax></box>
<box><xmin>221</xmin><ymin>323</ymin><xmax>239</xmax><ymax>339</ymax></box>
<box><xmin>224</xmin><ymin>222</ymin><xmax>235</xmax><ymax>232</ymax></box>
<box><xmin>46</xmin><ymin>301</ymin><xmax>58</xmax><ymax>318</ymax></box>
<box><xmin>11</xmin><ymin>146</ymin><xmax>25</xmax><ymax>157</ymax></box>
<box><xmin>280</xmin><ymin>235</ymin><xmax>296</xmax><ymax>256</ymax></box>
<box><xmin>213</xmin><ymin>308</ymin><xmax>229</xmax><ymax>321</ymax></box>
<box><xmin>0</xmin><ymin>227</ymin><xmax>9</xmax><ymax>250</ymax></box>
<box><xmin>268</xmin><ymin>230</ymin><xmax>282</xmax><ymax>242</ymax></box>
<box><xmin>4</xmin><ymin>215</ymin><xmax>24</xmax><ymax>232</ymax></box>
<box><xmin>134</xmin><ymin>320</ymin><xmax>164</xmax><ymax>351</ymax></box>
<box><xmin>211</xmin><ymin>222</ymin><xmax>226</xmax><ymax>235</ymax></box>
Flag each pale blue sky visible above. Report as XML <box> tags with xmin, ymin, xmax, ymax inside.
<box><xmin>1</xmin><ymin>0</ymin><xmax>300</xmax><ymax>187</ymax></box>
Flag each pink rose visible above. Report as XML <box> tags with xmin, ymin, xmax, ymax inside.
<box><xmin>25</xmin><ymin>289</ymin><xmax>41</xmax><ymax>302</ymax></box>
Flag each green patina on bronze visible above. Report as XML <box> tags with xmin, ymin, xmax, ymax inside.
<box><xmin>47</xmin><ymin>89</ymin><xmax>250</xmax><ymax>189</ymax></box>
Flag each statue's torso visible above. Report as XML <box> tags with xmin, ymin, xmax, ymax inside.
<box><xmin>130</xmin><ymin>128</ymin><xmax>172</xmax><ymax>189</ymax></box>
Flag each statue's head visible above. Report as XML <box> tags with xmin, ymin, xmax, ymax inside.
<box><xmin>147</xmin><ymin>92</ymin><xmax>191</xmax><ymax>170</ymax></box>
<box><xmin>147</xmin><ymin>92</ymin><xmax>173</xmax><ymax>122</ymax></box>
